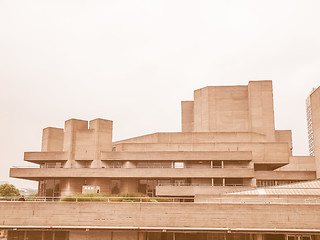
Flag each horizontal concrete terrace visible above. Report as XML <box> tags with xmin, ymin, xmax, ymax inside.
<box><xmin>10</xmin><ymin>167</ymin><xmax>255</xmax><ymax>180</ymax></box>
<box><xmin>100</xmin><ymin>151</ymin><xmax>252</xmax><ymax>161</ymax></box>
<box><xmin>24</xmin><ymin>152</ymin><xmax>68</xmax><ymax>163</ymax></box>
<box><xmin>255</xmin><ymin>171</ymin><xmax>316</xmax><ymax>181</ymax></box>
<box><xmin>113</xmin><ymin>142</ymin><xmax>289</xmax><ymax>165</ymax></box>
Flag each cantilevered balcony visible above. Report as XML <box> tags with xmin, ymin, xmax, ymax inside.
<box><xmin>255</xmin><ymin>171</ymin><xmax>316</xmax><ymax>181</ymax></box>
<box><xmin>24</xmin><ymin>152</ymin><xmax>68</xmax><ymax>163</ymax></box>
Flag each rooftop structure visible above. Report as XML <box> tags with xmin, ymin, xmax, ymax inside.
<box><xmin>2</xmin><ymin>80</ymin><xmax>320</xmax><ymax>240</ymax></box>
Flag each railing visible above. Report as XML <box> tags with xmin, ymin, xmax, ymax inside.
<box><xmin>0</xmin><ymin>196</ymin><xmax>194</xmax><ymax>203</ymax></box>
<box><xmin>12</xmin><ymin>166</ymin><xmax>40</xmax><ymax>168</ymax></box>
<box><xmin>1</xmin><ymin>196</ymin><xmax>320</xmax><ymax>204</ymax></box>
<box><xmin>12</xmin><ymin>166</ymin><xmax>251</xmax><ymax>169</ymax></box>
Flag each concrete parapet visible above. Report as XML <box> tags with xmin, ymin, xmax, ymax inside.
<box><xmin>1</xmin><ymin>202</ymin><xmax>320</xmax><ymax>231</ymax></box>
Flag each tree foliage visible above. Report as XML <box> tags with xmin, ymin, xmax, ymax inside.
<box><xmin>0</xmin><ymin>184</ymin><xmax>20</xmax><ymax>197</ymax></box>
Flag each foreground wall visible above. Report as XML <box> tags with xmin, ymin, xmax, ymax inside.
<box><xmin>1</xmin><ymin>202</ymin><xmax>320</xmax><ymax>232</ymax></box>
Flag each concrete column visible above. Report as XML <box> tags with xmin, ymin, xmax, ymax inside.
<box><xmin>138</xmin><ymin>232</ymin><xmax>146</xmax><ymax>240</ymax></box>
<box><xmin>87</xmin><ymin>178</ymin><xmax>111</xmax><ymax>194</ymax></box>
<box><xmin>41</xmin><ymin>127</ymin><xmax>64</xmax><ymax>152</ymax></box>
<box><xmin>253</xmin><ymin>234</ymin><xmax>263</xmax><ymax>240</ymax></box>
<box><xmin>63</xmin><ymin>119</ymin><xmax>88</xmax><ymax>168</ymax></box>
<box><xmin>120</xmin><ymin>179</ymin><xmax>138</xmax><ymax>193</ymax></box>
<box><xmin>60</xmin><ymin>178</ymin><xmax>84</xmax><ymax>196</ymax></box>
<box><xmin>89</xmin><ymin>119</ymin><xmax>113</xmax><ymax>168</ymax></box>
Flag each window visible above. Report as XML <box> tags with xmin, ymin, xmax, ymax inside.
<box><xmin>174</xmin><ymin>162</ymin><xmax>184</xmax><ymax>168</ymax></box>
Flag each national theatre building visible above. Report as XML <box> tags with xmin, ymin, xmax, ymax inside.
<box><xmin>1</xmin><ymin>80</ymin><xmax>320</xmax><ymax>240</ymax></box>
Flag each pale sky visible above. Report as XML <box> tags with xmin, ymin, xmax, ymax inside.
<box><xmin>0</xmin><ymin>0</ymin><xmax>320</xmax><ymax>189</ymax></box>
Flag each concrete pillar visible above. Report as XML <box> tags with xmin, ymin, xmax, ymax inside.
<box><xmin>123</xmin><ymin>161</ymin><xmax>136</xmax><ymax>168</ymax></box>
<box><xmin>63</xmin><ymin>119</ymin><xmax>88</xmax><ymax>168</ymax></box>
<box><xmin>120</xmin><ymin>179</ymin><xmax>138</xmax><ymax>193</ymax></box>
<box><xmin>89</xmin><ymin>119</ymin><xmax>113</xmax><ymax>168</ymax></box>
<box><xmin>69</xmin><ymin>231</ymin><xmax>112</xmax><ymax>240</ymax></box>
<box><xmin>310</xmin><ymin>87</ymin><xmax>320</xmax><ymax>178</ymax></box>
<box><xmin>41</xmin><ymin>127</ymin><xmax>64</xmax><ymax>152</ymax></box>
<box><xmin>248</xmin><ymin>81</ymin><xmax>275</xmax><ymax>141</ymax></box>
<box><xmin>138</xmin><ymin>232</ymin><xmax>146</xmax><ymax>240</ymax></box>
<box><xmin>181</xmin><ymin>101</ymin><xmax>194</xmax><ymax>132</ymax></box>
<box><xmin>253</xmin><ymin>234</ymin><xmax>263</xmax><ymax>240</ymax></box>
<box><xmin>60</xmin><ymin>178</ymin><xmax>84</xmax><ymax>196</ymax></box>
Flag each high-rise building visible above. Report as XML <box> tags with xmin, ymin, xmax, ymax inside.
<box><xmin>306</xmin><ymin>88</ymin><xmax>317</xmax><ymax>156</ymax></box>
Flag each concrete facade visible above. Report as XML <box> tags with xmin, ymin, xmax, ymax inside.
<box><xmin>4</xmin><ymin>80</ymin><xmax>320</xmax><ymax>239</ymax></box>
<box><xmin>9</xmin><ymin>81</ymin><xmax>320</xmax><ymax>197</ymax></box>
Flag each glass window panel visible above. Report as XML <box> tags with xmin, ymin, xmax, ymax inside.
<box><xmin>174</xmin><ymin>162</ymin><xmax>184</xmax><ymax>168</ymax></box>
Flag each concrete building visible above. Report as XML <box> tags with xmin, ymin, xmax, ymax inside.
<box><xmin>306</xmin><ymin>88</ymin><xmax>317</xmax><ymax>156</ymax></box>
<box><xmin>2</xmin><ymin>80</ymin><xmax>320</xmax><ymax>240</ymax></box>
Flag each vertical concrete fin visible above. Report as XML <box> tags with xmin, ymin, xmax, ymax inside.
<box><xmin>89</xmin><ymin>119</ymin><xmax>113</xmax><ymax>168</ymax></box>
<box><xmin>63</xmin><ymin>119</ymin><xmax>88</xmax><ymax>167</ymax></box>
<box><xmin>248</xmin><ymin>80</ymin><xmax>275</xmax><ymax>141</ymax></box>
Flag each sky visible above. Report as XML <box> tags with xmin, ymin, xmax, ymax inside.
<box><xmin>0</xmin><ymin>0</ymin><xmax>320</xmax><ymax>189</ymax></box>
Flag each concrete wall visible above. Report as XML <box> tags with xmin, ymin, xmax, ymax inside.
<box><xmin>275</xmin><ymin>156</ymin><xmax>316</xmax><ymax>171</ymax></box>
<box><xmin>193</xmin><ymin>86</ymin><xmax>250</xmax><ymax>132</ymax></box>
<box><xmin>181</xmin><ymin>101</ymin><xmax>194</xmax><ymax>132</ymax></box>
<box><xmin>156</xmin><ymin>186</ymin><xmax>255</xmax><ymax>196</ymax></box>
<box><xmin>311</xmin><ymin>87</ymin><xmax>320</xmax><ymax>178</ymax></box>
<box><xmin>179</xmin><ymin>81</ymin><xmax>276</xmax><ymax>141</ymax></box>
<box><xmin>275</xmin><ymin>130</ymin><xmax>293</xmax><ymax>156</ymax></box>
<box><xmin>248</xmin><ymin>81</ymin><xmax>275</xmax><ymax>141</ymax></box>
<box><xmin>1</xmin><ymin>202</ymin><xmax>320</xmax><ymax>231</ymax></box>
<box><xmin>255</xmin><ymin>171</ymin><xmax>316</xmax><ymax>181</ymax></box>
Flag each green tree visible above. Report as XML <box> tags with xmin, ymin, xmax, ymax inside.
<box><xmin>0</xmin><ymin>184</ymin><xmax>20</xmax><ymax>197</ymax></box>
